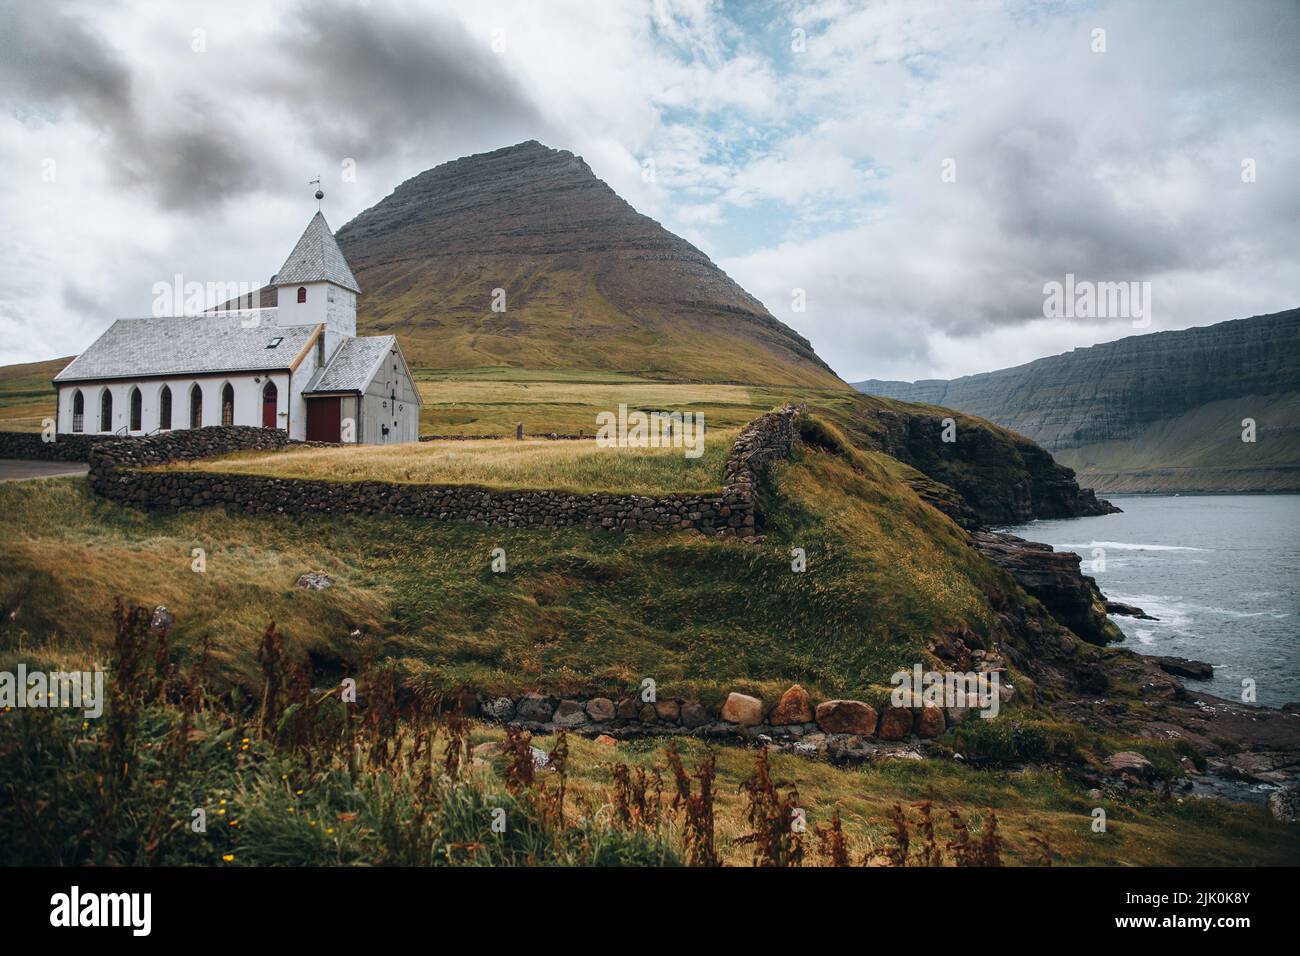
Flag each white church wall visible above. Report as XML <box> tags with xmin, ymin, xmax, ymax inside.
<box><xmin>57</xmin><ymin>373</ymin><xmax>288</xmax><ymax>436</ymax></box>
<box><xmin>274</xmin><ymin>282</ymin><xmax>329</xmax><ymax>328</ymax></box>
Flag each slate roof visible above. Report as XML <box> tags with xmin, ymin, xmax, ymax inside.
<box><xmin>272</xmin><ymin>212</ymin><xmax>361</xmax><ymax>293</ymax></box>
<box><xmin>303</xmin><ymin>335</ymin><xmax>396</xmax><ymax>394</ymax></box>
<box><xmin>53</xmin><ymin>313</ymin><xmax>319</xmax><ymax>383</ymax></box>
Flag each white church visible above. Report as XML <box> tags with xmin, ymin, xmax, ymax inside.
<box><xmin>53</xmin><ymin>210</ymin><xmax>420</xmax><ymax>444</ymax></box>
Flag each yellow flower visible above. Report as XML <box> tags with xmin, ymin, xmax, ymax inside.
<box><xmin>222</xmin><ymin>854</ymin><xmax>234</xmax><ymax>862</ymax></box>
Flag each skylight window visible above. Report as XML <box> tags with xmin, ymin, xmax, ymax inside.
<box><xmin>266</xmin><ymin>336</ymin><xmax>283</xmax><ymax>348</ymax></box>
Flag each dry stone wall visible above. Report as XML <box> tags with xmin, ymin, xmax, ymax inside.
<box><xmin>84</xmin><ymin>406</ymin><xmax>804</xmax><ymax>537</ymax></box>
<box><xmin>0</xmin><ymin>431</ymin><xmax>117</xmax><ymax>462</ymax></box>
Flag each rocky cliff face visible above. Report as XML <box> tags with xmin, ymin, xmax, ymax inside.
<box><xmin>856</xmin><ymin>309</ymin><xmax>1299</xmax><ymax>450</ymax></box>
<box><xmin>857</xmin><ymin>401</ymin><xmax>1120</xmax><ymax>526</ymax></box>
<box><xmin>330</xmin><ymin>141</ymin><xmax>841</xmax><ymax>387</ymax></box>
<box><xmin>971</xmin><ymin>531</ymin><xmax>1122</xmax><ymax>645</ymax></box>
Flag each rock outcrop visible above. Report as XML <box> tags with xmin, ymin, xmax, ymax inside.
<box><xmin>971</xmin><ymin>531</ymin><xmax>1123</xmax><ymax>645</ymax></box>
<box><xmin>859</xmin><ymin>404</ymin><xmax>1119</xmax><ymax>525</ymax></box>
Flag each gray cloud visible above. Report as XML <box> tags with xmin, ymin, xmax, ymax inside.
<box><xmin>0</xmin><ymin>1</ymin><xmax>133</xmax><ymax>124</ymax></box>
<box><xmin>266</xmin><ymin>0</ymin><xmax>548</xmax><ymax>163</ymax></box>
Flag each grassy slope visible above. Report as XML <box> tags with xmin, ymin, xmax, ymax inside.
<box><xmin>1055</xmin><ymin>392</ymin><xmax>1300</xmax><ymax>492</ymax></box>
<box><xmin>0</xmin><ymin>434</ymin><xmax>1001</xmax><ymax>704</ymax></box>
<box><xmin>0</xmin><ymin>356</ymin><xmax>70</xmax><ymax>432</ymax></box>
<box><xmin>3</xmin><ymin>422</ymin><xmax>1297</xmax><ymax>864</ymax></box>
<box><xmin>355</xmin><ymin>256</ymin><xmax>844</xmax><ymax>388</ymax></box>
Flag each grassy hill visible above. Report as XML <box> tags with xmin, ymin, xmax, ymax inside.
<box><xmin>3</xmin><ymin>417</ymin><xmax>1295</xmax><ymax>866</ymax></box>
<box><xmin>0</xmin><ymin>421</ymin><xmax>1001</xmax><ymax>701</ymax></box>
<box><xmin>0</xmin><ymin>356</ymin><xmax>70</xmax><ymax>432</ymax></box>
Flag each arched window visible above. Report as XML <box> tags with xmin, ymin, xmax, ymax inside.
<box><xmin>129</xmin><ymin>386</ymin><xmax>142</xmax><ymax>431</ymax></box>
<box><xmin>262</xmin><ymin>380</ymin><xmax>278</xmax><ymax>429</ymax></box>
<box><xmin>159</xmin><ymin>385</ymin><xmax>172</xmax><ymax>430</ymax></box>
<box><xmin>189</xmin><ymin>384</ymin><xmax>203</xmax><ymax>429</ymax></box>
<box><xmin>296</xmin><ymin>286</ymin><xmax>307</xmax><ymax>304</ymax></box>
<box><xmin>99</xmin><ymin>389</ymin><xmax>113</xmax><ymax>432</ymax></box>
<box><xmin>71</xmin><ymin>390</ymin><xmax>84</xmax><ymax>433</ymax></box>
<box><xmin>221</xmin><ymin>383</ymin><xmax>235</xmax><ymax>426</ymax></box>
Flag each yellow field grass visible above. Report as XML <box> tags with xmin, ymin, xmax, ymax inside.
<box><xmin>157</xmin><ymin>429</ymin><xmax>739</xmax><ymax>496</ymax></box>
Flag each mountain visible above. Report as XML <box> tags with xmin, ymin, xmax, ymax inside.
<box><xmin>855</xmin><ymin>309</ymin><xmax>1300</xmax><ymax>493</ymax></box>
<box><xmin>326</xmin><ymin>141</ymin><xmax>841</xmax><ymax>387</ymax></box>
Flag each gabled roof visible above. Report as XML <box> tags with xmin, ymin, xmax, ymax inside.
<box><xmin>271</xmin><ymin>211</ymin><xmax>361</xmax><ymax>293</ymax></box>
<box><xmin>303</xmin><ymin>335</ymin><xmax>397</xmax><ymax>394</ymax></box>
<box><xmin>53</xmin><ymin>313</ymin><xmax>318</xmax><ymax>383</ymax></box>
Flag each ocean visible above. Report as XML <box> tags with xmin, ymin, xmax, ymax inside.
<box><xmin>1007</xmin><ymin>494</ymin><xmax>1299</xmax><ymax>707</ymax></box>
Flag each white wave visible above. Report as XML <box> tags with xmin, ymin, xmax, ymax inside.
<box><xmin>1058</xmin><ymin>540</ymin><xmax>1212</xmax><ymax>553</ymax></box>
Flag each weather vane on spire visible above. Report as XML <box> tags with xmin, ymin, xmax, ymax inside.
<box><xmin>309</xmin><ymin>176</ymin><xmax>323</xmax><ymax>208</ymax></box>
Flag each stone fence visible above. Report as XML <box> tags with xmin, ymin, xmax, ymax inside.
<box><xmin>0</xmin><ymin>431</ymin><xmax>117</xmax><ymax>462</ymax></box>
<box><xmin>83</xmin><ymin>405</ymin><xmax>804</xmax><ymax>537</ymax></box>
<box><xmin>459</xmin><ymin>678</ymin><xmax>1008</xmax><ymax>761</ymax></box>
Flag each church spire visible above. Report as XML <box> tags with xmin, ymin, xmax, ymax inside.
<box><xmin>273</xmin><ymin>211</ymin><xmax>360</xmax><ymax>294</ymax></box>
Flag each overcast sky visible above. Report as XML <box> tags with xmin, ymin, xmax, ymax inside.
<box><xmin>1</xmin><ymin>0</ymin><xmax>1297</xmax><ymax>381</ymax></box>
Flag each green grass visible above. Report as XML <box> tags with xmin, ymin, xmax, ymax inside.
<box><xmin>2</xmin><ymin>408</ymin><xmax>1298</xmax><ymax>867</ymax></box>
<box><xmin>0</xmin><ymin>427</ymin><xmax>1003</xmax><ymax>703</ymax></box>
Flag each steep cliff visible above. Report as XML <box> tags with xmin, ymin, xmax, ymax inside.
<box><xmin>855</xmin><ymin>310</ymin><xmax>1300</xmax><ymax>492</ymax></box>
<box><xmin>854</xmin><ymin>398</ymin><xmax>1120</xmax><ymax>526</ymax></box>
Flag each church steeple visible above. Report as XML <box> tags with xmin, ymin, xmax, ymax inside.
<box><xmin>271</xmin><ymin>211</ymin><xmax>359</xmax><ymax>355</ymax></box>
<box><xmin>272</xmin><ymin>211</ymin><xmax>360</xmax><ymax>294</ymax></box>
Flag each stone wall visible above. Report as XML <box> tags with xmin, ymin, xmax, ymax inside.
<box><xmin>0</xmin><ymin>431</ymin><xmax>118</xmax><ymax>462</ymax></box>
<box><xmin>462</xmin><ymin>677</ymin><xmax>1010</xmax><ymax>763</ymax></box>
<box><xmin>86</xmin><ymin>406</ymin><xmax>803</xmax><ymax>538</ymax></box>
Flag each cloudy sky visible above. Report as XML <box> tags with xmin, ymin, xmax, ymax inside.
<box><xmin>1</xmin><ymin>0</ymin><xmax>1297</xmax><ymax>381</ymax></box>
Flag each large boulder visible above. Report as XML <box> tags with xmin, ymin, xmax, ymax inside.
<box><xmin>516</xmin><ymin>693</ymin><xmax>557</xmax><ymax>723</ymax></box>
<box><xmin>480</xmin><ymin>696</ymin><xmax>516</xmax><ymax>721</ymax></box>
<box><xmin>1105</xmin><ymin>751</ymin><xmax>1156</xmax><ymax>780</ymax></box>
<box><xmin>814</xmin><ymin>699</ymin><xmax>877</xmax><ymax>735</ymax></box>
<box><xmin>914</xmin><ymin>706</ymin><xmax>946</xmax><ymax>738</ymax></box>
<box><xmin>877</xmin><ymin>706</ymin><xmax>914</xmax><ymax>741</ymax></box>
<box><xmin>1268</xmin><ymin>786</ymin><xmax>1300</xmax><ymax>824</ymax></box>
<box><xmin>769</xmin><ymin>685</ymin><xmax>814</xmax><ymax>725</ymax></box>
<box><xmin>552</xmin><ymin>700</ymin><xmax>589</xmax><ymax>727</ymax></box>
<box><xmin>585</xmin><ymin>697</ymin><xmax>616</xmax><ymax>721</ymax></box>
<box><xmin>655</xmin><ymin>699</ymin><xmax>682</xmax><ymax>723</ymax></box>
<box><xmin>680</xmin><ymin>700</ymin><xmax>711</xmax><ymax>728</ymax></box>
<box><xmin>720</xmin><ymin>692</ymin><xmax>764</xmax><ymax>727</ymax></box>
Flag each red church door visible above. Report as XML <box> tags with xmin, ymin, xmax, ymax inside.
<box><xmin>305</xmin><ymin>397</ymin><xmax>341</xmax><ymax>442</ymax></box>
<box><xmin>262</xmin><ymin>381</ymin><xmax>278</xmax><ymax>428</ymax></box>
